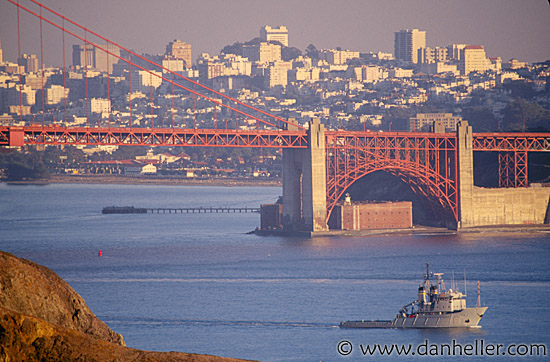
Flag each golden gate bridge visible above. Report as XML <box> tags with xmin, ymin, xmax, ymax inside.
<box><xmin>2</xmin><ymin>0</ymin><xmax>550</xmax><ymax>229</ymax></box>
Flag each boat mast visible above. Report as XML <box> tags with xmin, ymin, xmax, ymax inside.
<box><xmin>477</xmin><ymin>281</ymin><xmax>481</xmax><ymax>307</ymax></box>
<box><xmin>463</xmin><ymin>270</ymin><xmax>467</xmax><ymax>296</ymax></box>
<box><xmin>425</xmin><ymin>263</ymin><xmax>430</xmax><ymax>286</ymax></box>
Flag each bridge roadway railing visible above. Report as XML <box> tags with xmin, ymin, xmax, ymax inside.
<box><xmin>0</xmin><ymin>126</ymin><xmax>308</xmax><ymax>148</ymax></box>
<box><xmin>4</xmin><ymin>126</ymin><xmax>550</xmax><ymax>151</ymax></box>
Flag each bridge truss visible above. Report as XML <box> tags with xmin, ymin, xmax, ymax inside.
<box><xmin>473</xmin><ymin>133</ymin><xmax>550</xmax><ymax>188</ymax></box>
<box><xmin>325</xmin><ymin>132</ymin><xmax>459</xmax><ymax>222</ymax></box>
<box><xmin>0</xmin><ymin>125</ymin><xmax>308</xmax><ymax>148</ymax></box>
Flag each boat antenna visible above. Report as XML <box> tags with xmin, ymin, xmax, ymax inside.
<box><xmin>477</xmin><ymin>281</ymin><xmax>481</xmax><ymax>307</ymax></box>
<box><xmin>426</xmin><ymin>263</ymin><xmax>430</xmax><ymax>284</ymax></box>
<box><xmin>463</xmin><ymin>269</ymin><xmax>467</xmax><ymax>296</ymax></box>
<box><xmin>452</xmin><ymin>271</ymin><xmax>455</xmax><ymax>291</ymax></box>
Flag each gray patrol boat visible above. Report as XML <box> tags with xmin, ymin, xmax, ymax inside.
<box><xmin>341</xmin><ymin>264</ymin><xmax>488</xmax><ymax>328</ymax></box>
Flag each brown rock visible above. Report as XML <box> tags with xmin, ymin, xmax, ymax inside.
<box><xmin>0</xmin><ymin>306</ymin><xmax>252</xmax><ymax>362</ymax></box>
<box><xmin>0</xmin><ymin>250</ymin><xmax>124</xmax><ymax>345</ymax></box>
<box><xmin>0</xmin><ymin>251</ymin><xmax>255</xmax><ymax>362</ymax></box>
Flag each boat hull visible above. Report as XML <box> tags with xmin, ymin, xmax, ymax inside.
<box><xmin>341</xmin><ymin>307</ymin><xmax>487</xmax><ymax>329</ymax></box>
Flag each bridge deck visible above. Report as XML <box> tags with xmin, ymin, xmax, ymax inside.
<box><xmin>3</xmin><ymin>126</ymin><xmax>550</xmax><ymax>151</ymax></box>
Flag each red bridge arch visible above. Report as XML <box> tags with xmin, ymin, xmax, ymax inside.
<box><xmin>325</xmin><ymin>132</ymin><xmax>459</xmax><ymax>223</ymax></box>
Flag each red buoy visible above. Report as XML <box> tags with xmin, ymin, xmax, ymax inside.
<box><xmin>98</xmin><ymin>249</ymin><xmax>102</xmax><ymax>257</ymax></box>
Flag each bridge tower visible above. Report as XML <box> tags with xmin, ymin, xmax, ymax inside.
<box><xmin>282</xmin><ymin>118</ymin><xmax>328</xmax><ymax>231</ymax></box>
<box><xmin>457</xmin><ymin>120</ymin><xmax>474</xmax><ymax>228</ymax></box>
<box><xmin>456</xmin><ymin>120</ymin><xmax>550</xmax><ymax>227</ymax></box>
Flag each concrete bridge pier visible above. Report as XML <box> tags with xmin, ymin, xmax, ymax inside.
<box><xmin>457</xmin><ymin>120</ymin><xmax>474</xmax><ymax>229</ymax></box>
<box><xmin>457</xmin><ymin>121</ymin><xmax>550</xmax><ymax>228</ymax></box>
<box><xmin>282</xmin><ymin>118</ymin><xmax>328</xmax><ymax>231</ymax></box>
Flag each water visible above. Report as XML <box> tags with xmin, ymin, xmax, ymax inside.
<box><xmin>1</xmin><ymin>183</ymin><xmax>549</xmax><ymax>361</ymax></box>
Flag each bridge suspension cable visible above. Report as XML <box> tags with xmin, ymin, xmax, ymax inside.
<box><xmin>7</xmin><ymin>0</ymin><xmax>305</xmax><ymax>131</ymax></box>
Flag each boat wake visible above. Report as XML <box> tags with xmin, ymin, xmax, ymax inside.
<box><xmin>101</xmin><ymin>316</ymin><xmax>338</xmax><ymax>329</ymax></box>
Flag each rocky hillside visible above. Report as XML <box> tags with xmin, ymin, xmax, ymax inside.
<box><xmin>0</xmin><ymin>251</ymin><xmax>253</xmax><ymax>362</ymax></box>
<box><xmin>0</xmin><ymin>250</ymin><xmax>124</xmax><ymax>346</ymax></box>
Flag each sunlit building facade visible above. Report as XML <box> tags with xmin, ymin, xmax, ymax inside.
<box><xmin>165</xmin><ymin>40</ymin><xmax>192</xmax><ymax>69</ymax></box>
<box><xmin>459</xmin><ymin>45</ymin><xmax>488</xmax><ymax>75</ymax></box>
<box><xmin>394</xmin><ymin>29</ymin><xmax>426</xmax><ymax>64</ymax></box>
<box><xmin>260</xmin><ymin>25</ymin><xmax>288</xmax><ymax>47</ymax></box>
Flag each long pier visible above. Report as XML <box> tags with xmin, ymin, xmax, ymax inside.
<box><xmin>102</xmin><ymin>206</ymin><xmax>259</xmax><ymax>214</ymax></box>
<box><xmin>149</xmin><ymin>207</ymin><xmax>260</xmax><ymax>214</ymax></box>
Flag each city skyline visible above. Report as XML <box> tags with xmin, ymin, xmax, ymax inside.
<box><xmin>1</xmin><ymin>0</ymin><xmax>549</xmax><ymax>67</ymax></box>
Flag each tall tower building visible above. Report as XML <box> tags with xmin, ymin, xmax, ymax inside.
<box><xmin>73</xmin><ymin>44</ymin><xmax>95</xmax><ymax>69</ymax></box>
<box><xmin>165</xmin><ymin>40</ymin><xmax>192</xmax><ymax>69</ymax></box>
<box><xmin>21</xmin><ymin>54</ymin><xmax>40</xmax><ymax>73</ymax></box>
<box><xmin>72</xmin><ymin>44</ymin><xmax>119</xmax><ymax>73</ymax></box>
<box><xmin>0</xmin><ymin>40</ymin><xmax>3</xmax><ymax>63</ymax></box>
<box><xmin>447</xmin><ymin>44</ymin><xmax>467</xmax><ymax>60</ymax></box>
<box><xmin>459</xmin><ymin>45</ymin><xmax>488</xmax><ymax>75</ymax></box>
<box><xmin>394</xmin><ymin>29</ymin><xmax>426</xmax><ymax>64</ymax></box>
<box><xmin>260</xmin><ymin>25</ymin><xmax>288</xmax><ymax>47</ymax></box>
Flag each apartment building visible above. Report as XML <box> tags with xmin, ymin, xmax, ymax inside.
<box><xmin>260</xmin><ymin>25</ymin><xmax>288</xmax><ymax>47</ymax></box>
<box><xmin>243</xmin><ymin>42</ymin><xmax>282</xmax><ymax>64</ymax></box>
<box><xmin>409</xmin><ymin>113</ymin><xmax>462</xmax><ymax>132</ymax></box>
<box><xmin>418</xmin><ymin>47</ymin><xmax>448</xmax><ymax>64</ymax></box>
<box><xmin>165</xmin><ymin>40</ymin><xmax>192</xmax><ymax>69</ymax></box>
<box><xmin>265</xmin><ymin>61</ymin><xmax>292</xmax><ymax>88</ymax></box>
<box><xmin>72</xmin><ymin>44</ymin><xmax>120</xmax><ymax>73</ymax></box>
<box><xmin>320</xmin><ymin>49</ymin><xmax>360</xmax><ymax>65</ymax></box>
<box><xmin>459</xmin><ymin>45</ymin><xmax>488</xmax><ymax>75</ymax></box>
<box><xmin>394</xmin><ymin>29</ymin><xmax>426</xmax><ymax>64</ymax></box>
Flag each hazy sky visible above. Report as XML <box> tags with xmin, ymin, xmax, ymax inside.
<box><xmin>1</xmin><ymin>0</ymin><xmax>550</xmax><ymax>66</ymax></box>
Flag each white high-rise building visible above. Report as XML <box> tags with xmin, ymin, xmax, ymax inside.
<box><xmin>447</xmin><ymin>44</ymin><xmax>467</xmax><ymax>60</ymax></box>
<box><xmin>90</xmin><ymin>98</ymin><xmax>111</xmax><ymax>114</ymax></box>
<box><xmin>37</xmin><ymin>85</ymin><xmax>68</xmax><ymax>105</ymax></box>
<box><xmin>130</xmin><ymin>70</ymin><xmax>163</xmax><ymax>92</ymax></box>
<box><xmin>260</xmin><ymin>25</ymin><xmax>288</xmax><ymax>47</ymax></box>
<box><xmin>409</xmin><ymin>113</ymin><xmax>462</xmax><ymax>132</ymax></box>
<box><xmin>72</xmin><ymin>44</ymin><xmax>120</xmax><ymax>73</ymax></box>
<box><xmin>418</xmin><ymin>47</ymin><xmax>448</xmax><ymax>64</ymax></box>
<box><xmin>394</xmin><ymin>29</ymin><xmax>426</xmax><ymax>64</ymax></box>
<box><xmin>243</xmin><ymin>42</ymin><xmax>281</xmax><ymax>64</ymax></box>
<box><xmin>319</xmin><ymin>49</ymin><xmax>360</xmax><ymax>65</ymax></box>
<box><xmin>459</xmin><ymin>45</ymin><xmax>488</xmax><ymax>75</ymax></box>
<box><xmin>165</xmin><ymin>40</ymin><xmax>192</xmax><ymax>69</ymax></box>
<box><xmin>162</xmin><ymin>57</ymin><xmax>185</xmax><ymax>73</ymax></box>
<box><xmin>265</xmin><ymin>61</ymin><xmax>292</xmax><ymax>88</ymax></box>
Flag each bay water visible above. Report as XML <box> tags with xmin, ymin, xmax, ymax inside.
<box><xmin>1</xmin><ymin>183</ymin><xmax>549</xmax><ymax>361</ymax></box>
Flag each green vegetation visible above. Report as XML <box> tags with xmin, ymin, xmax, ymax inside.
<box><xmin>0</xmin><ymin>148</ymin><xmax>50</xmax><ymax>181</ymax></box>
<box><xmin>221</xmin><ymin>37</ymin><xmax>301</xmax><ymax>61</ymax></box>
<box><xmin>0</xmin><ymin>146</ymin><xmax>91</xmax><ymax>181</ymax></box>
<box><xmin>501</xmin><ymin>98</ymin><xmax>550</xmax><ymax>131</ymax></box>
